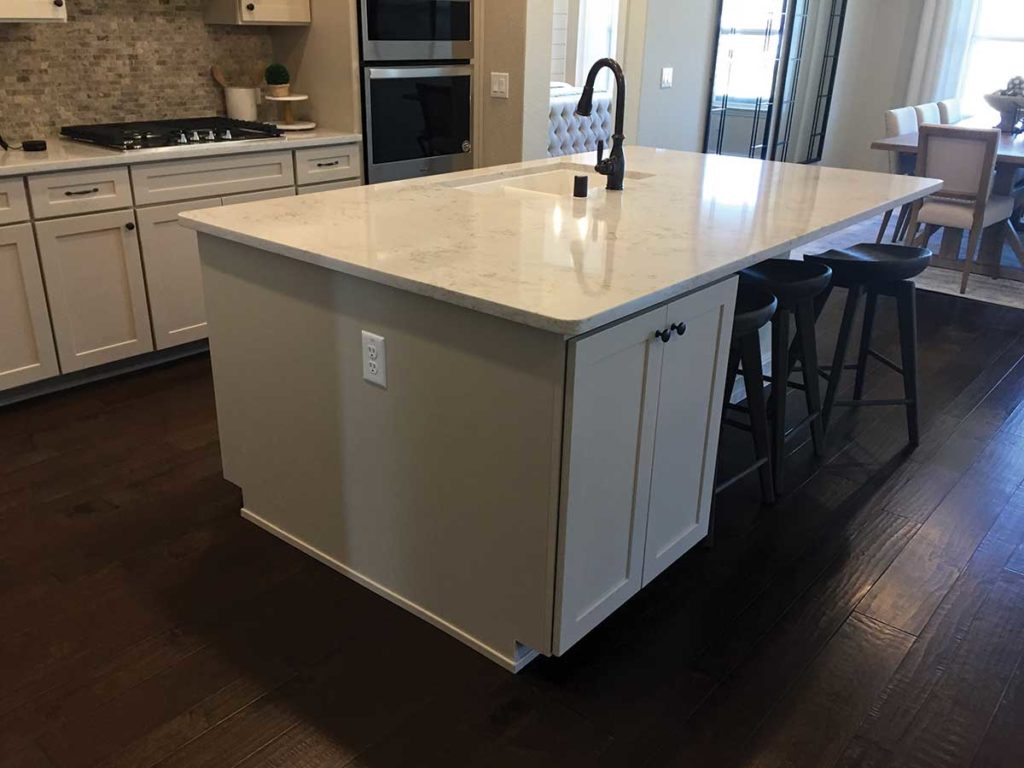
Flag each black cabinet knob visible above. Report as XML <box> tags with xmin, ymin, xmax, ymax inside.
<box><xmin>54</xmin><ymin>0</ymin><xmax>64</xmax><ymax>7</ymax></box>
<box><xmin>655</xmin><ymin>329</ymin><xmax>673</xmax><ymax>344</ymax></box>
<box><xmin>671</xmin><ymin>322</ymin><xmax>687</xmax><ymax>337</ymax></box>
<box><xmin>246</xmin><ymin>2</ymin><xmax>255</xmax><ymax>9</ymax></box>
<box><xmin>125</xmin><ymin>222</ymin><xmax>136</xmax><ymax>231</ymax></box>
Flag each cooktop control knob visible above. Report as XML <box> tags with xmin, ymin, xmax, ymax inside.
<box><xmin>189</xmin><ymin>131</ymin><xmax>201</xmax><ymax>143</ymax></box>
<box><xmin>205</xmin><ymin>130</ymin><xmax>216</xmax><ymax>142</ymax></box>
<box><xmin>176</xmin><ymin>131</ymin><xmax>188</xmax><ymax>145</ymax></box>
<box><xmin>220</xmin><ymin>129</ymin><xmax>233</xmax><ymax>141</ymax></box>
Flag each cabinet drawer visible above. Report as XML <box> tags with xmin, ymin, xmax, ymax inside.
<box><xmin>297</xmin><ymin>179</ymin><xmax>362</xmax><ymax>195</ymax></box>
<box><xmin>131</xmin><ymin>152</ymin><xmax>295</xmax><ymax>206</ymax></box>
<box><xmin>294</xmin><ymin>145</ymin><xmax>362</xmax><ymax>186</ymax></box>
<box><xmin>0</xmin><ymin>178</ymin><xmax>30</xmax><ymax>226</ymax></box>
<box><xmin>27</xmin><ymin>168</ymin><xmax>132</xmax><ymax>219</ymax></box>
<box><xmin>222</xmin><ymin>187</ymin><xmax>297</xmax><ymax>205</ymax></box>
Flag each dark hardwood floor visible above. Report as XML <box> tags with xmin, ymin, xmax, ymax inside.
<box><xmin>4</xmin><ymin>288</ymin><xmax>1024</xmax><ymax>767</ymax></box>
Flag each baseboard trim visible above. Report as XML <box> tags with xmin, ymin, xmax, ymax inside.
<box><xmin>240</xmin><ymin>506</ymin><xmax>539</xmax><ymax>673</ymax></box>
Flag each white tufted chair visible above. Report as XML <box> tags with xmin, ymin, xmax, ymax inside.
<box><xmin>547</xmin><ymin>85</ymin><xmax>614</xmax><ymax>158</ymax></box>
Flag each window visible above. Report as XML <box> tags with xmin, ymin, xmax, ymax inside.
<box><xmin>961</xmin><ymin>0</ymin><xmax>1024</xmax><ymax>115</ymax></box>
<box><xmin>576</xmin><ymin>0</ymin><xmax>620</xmax><ymax>91</ymax></box>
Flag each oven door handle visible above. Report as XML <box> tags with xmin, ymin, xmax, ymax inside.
<box><xmin>368</xmin><ymin>65</ymin><xmax>474</xmax><ymax>80</ymax></box>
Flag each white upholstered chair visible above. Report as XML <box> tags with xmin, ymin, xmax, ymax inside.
<box><xmin>877</xmin><ymin>107</ymin><xmax>920</xmax><ymax>243</ymax></box>
<box><xmin>938</xmin><ymin>98</ymin><xmax>963</xmax><ymax>124</ymax></box>
<box><xmin>914</xmin><ymin>102</ymin><xmax>942</xmax><ymax>126</ymax></box>
<box><xmin>904</xmin><ymin>125</ymin><xmax>1024</xmax><ymax>293</ymax></box>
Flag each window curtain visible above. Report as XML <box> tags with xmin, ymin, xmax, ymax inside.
<box><xmin>905</xmin><ymin>0</ymin><xmax>980</xmax><ymax>104</ymax></box>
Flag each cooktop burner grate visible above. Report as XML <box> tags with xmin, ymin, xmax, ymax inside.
<box><xmin>61</xmin><ymin>117</ymin><xmax>285</xmax><ymax>150</ymax></box>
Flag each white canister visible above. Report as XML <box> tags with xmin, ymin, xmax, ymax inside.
<box><xmin>225</xmin><ymin>88</ymin><xmax>261</xmax><ymax>122</ymax></box>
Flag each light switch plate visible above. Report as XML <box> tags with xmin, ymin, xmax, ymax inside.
<box><xmin>362</xmin><ymin>331</ymin><xmax>387</xmax><ymax>388</ymax></box>
<box><xmin>491</xmin><ymin>72</ymin><xmax>510</xmax><ymax>99</ymax></box>
<box><xmin>661</xmin><ymin>68</ymin><xmax>674</xmax><ymax>89</ymax></box>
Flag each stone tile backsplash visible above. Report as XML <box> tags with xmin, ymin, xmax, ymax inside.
<box><xmin>0</xmin><ymin>0</ymin><xmax>273</xmax><ymax>139</ymax></box>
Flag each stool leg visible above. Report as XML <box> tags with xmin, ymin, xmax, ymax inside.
<box><xmin>795</xmin><ymin>298</ymin><xmax>826</xmax><ymax>457</ymax></box>
<box><xmin>853</xmin><ymin>290</ymin><xmax>878</xmax><ymax>402</ymax></box>
<box><xmin>771</xmin><ymin>309</ymin><xmax>791</xmax><ymax>494</ymax></box>
<box><xmin>740</xmin><ymin>332</ymin><xmax>775</xmax><ymax>505</ymax></box>
<box><xmin>823</xmin><ymin>286</ymin><xmax>863</xmax><ymax>431</ymax></box>
<box><xmin>896</xmin><ymin>281</ymin><xmax>921</xmax><ymax>447</ymax></box>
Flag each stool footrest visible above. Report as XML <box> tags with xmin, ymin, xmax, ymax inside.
<box><xmin>715</xmin><ymin>457</ymin><xmax>770</xmax><ymax>494</ymax></box>
<box><xmin>783</xmin><ymin>410</ymin><xmax>822</xmax><ymax>439</ymax></box>
<box><xmin>724</xmin><ymin>417</ymin><xmax>754</xmax><ymax>432</ymax></box>
<box><xmin>867</xmin><ymin>348</ymin><xmax>904</xmax><ymax>375</ymax></box>
<box><xmin>833</xmin><ymin>398</ymin><xmax>915</xmax><ymax>408</ymax></box>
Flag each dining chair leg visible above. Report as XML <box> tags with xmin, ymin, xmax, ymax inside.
<box><xmin>822</xmin><ymin>286</ymin><xmax>863</xmax><ymax>431</ymax></box>
<box><xmin>771</xmin><ymin>310</ymin><xmax>791</xmax><ymax>494</ymax></box>
<box><xmin>876</xmin><ymin>209</ymin><xmax>894</xmax><ymax>244</ymax></box>
<box><xmin>853</xmin><ymin>290</ymin><xmax>878</xmax><ymax>401</ymax></box>
<box><xmin>893</xmin><ymin>204</ymin><xmax>912</xmax><ymax>243</ymax></box>
<box><xmin>739</xmin><ymin>334</ymin><xmax>775</xmax><ymax>505</ymax></box>
<box><xmin>895</xmin><ymin>281</ymin><xmax>920</xmax><ymax>446</ymax></box>
<box><xmin>960</xmin><ymin>223</ymin><xmax>983</xmax><ymax>294</ymax></box>
<box><xmin>903</xmin><ymin>205</ymin><xmax>921</xmax><ymax>247</ymax></box>
<box><xmin>794</xmin><ymin>298</ymin><xmax>825</xmax><ymax>457</ymax></box>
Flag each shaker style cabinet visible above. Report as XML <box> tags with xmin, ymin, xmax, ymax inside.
<box><xmin>0</xmin><ymin>0</ymin><xmax>68</xmax><ymax>22</ymax></box>
<box><xmin>554</xmin><ymin>277</ymin><xmax>736</xmax><ymax>653</ymax></box>
<box><xmin>0</xmin><ymin>223</ymin><xmax>59</xmax><ymax>392</ymax></box>
<box><xmin>35</xmin><ymin>210</ymin><xmax>154</xmax><ymax>373</ymax></box>
<box><xmin>204</xmin><ymin>0</ymin><xmax>310</xmax><ymax>25</ymax></box>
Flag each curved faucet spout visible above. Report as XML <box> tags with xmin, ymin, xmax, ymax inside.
<box><xmin>575</xmin><ymin>58</ymin><xmax>627</xmax><ymax>191</ymax></box>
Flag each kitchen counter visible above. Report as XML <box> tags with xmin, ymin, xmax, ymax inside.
<box><xmin>181</xmin><ymin>147</ymin><xmax>939</xmax><ymax>335</ymax></box>
<box><xmin>0</xmin><ymin>129</ymin><xmax>362</xmax><ymax>177</ymax></box>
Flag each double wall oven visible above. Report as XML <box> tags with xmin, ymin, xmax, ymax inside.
<box><xmin>359</xmin><ymin>0</ymin><xmax>475</xmax><ymax>184</ymax></box>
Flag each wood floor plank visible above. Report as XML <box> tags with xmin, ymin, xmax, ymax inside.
<box><xmin>971</xmin><ymin>655</ymin><xmax>1024</xmax><ymax>768</ymax></box>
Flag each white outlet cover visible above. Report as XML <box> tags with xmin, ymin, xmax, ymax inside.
<box><xmin>661</xmin><ymin>67</ymin><xmax>674</xmax><ymax>89</ymax></box>
<box><xmin>362</xmin><ymin>331</ymin><xmax>387</xmax><ymax>388</ymax></box>
<box><xmin>491</xmin><ymin>72</ymin><xmax>510</xmax><ymax>99</ymax></box>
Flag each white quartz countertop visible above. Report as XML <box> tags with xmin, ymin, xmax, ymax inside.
<box><xmin>0</xmin><ymin>129</ymin><xmax>362</xmax><ymax>178</ymax></box>
<box><xmin>180</xmin><ymin>147</ymin><xmax>941</xmax><ymax>335</ymax></box>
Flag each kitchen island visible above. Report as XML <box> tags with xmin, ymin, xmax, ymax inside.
<box><xmin>181</xmin><ymin>148</ymin><xmax>939</xmax><ymax>670</ymax></box>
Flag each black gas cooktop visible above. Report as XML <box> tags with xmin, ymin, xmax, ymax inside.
<box><xmin>61</xmin><ymin>117</ymin><xmax>285</xmax><ymax>150</ymax></box>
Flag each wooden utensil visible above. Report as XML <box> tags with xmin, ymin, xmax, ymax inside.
<box><xmin>211</xmin><ymin>65</ymin><xmax>229</xmax><ymax>89</ymax></box>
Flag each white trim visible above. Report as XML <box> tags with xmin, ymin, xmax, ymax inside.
<box><xmin>240</xmin><ymin>506</ymin><xmax>541</xmax><ymax>673</ymax></box>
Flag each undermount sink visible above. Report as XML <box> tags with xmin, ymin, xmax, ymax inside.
<box><xmin>449</xmin><ymin>163</ymin><xmax>654</xmax><ymax>198</ymax></box>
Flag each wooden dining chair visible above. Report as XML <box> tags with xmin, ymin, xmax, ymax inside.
<box><xmin>877</xmin><ymin>107</ymin><xmax>919</xmax><ymax>243</ymax></box>
<box><xmin>903</xmin><ymin>125</ymin><xmax>1024</xmax><ymax>294</ymax></box>
<box><xmin>914</xmin><ymin>103</ymin><xmax>942</xmax><ymax>126</ymax></box>
<box><xmin>938</xmin><ymin>98</ymin><xmax>962</xmax><ymax>124</ymax></box>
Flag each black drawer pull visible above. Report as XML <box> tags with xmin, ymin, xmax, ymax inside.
<box><xmin>655</xmin><ymin>328</ymin><xmax>673</xmax><ymax>344</ymax></box>
<box><xmin>125</xmin><ymin>222</ymin><xmax>136</xmax><ymax>231</ymax></box>
<box><xmin>246</xmin><ymin>2</ymin><xmax>255</xmax><ymax>10</ymax></box>
<box><xmin>671</xmin><ymin>322</ymin><xmax>687</xmax><ymax>337</ymax></box>
<box><xmin>316</xmin><ymin>160</ymin><xmax>341</xmax><ymax>168</ymax></box>
<box><xmin>54</xmin><ymin>0</ymin><xmax>64</xmax><ymax>6</ymax></box>
<box><xmin>65</xmin><ymin>187</ymin><xmax>99</xmax><ymax>197</ymax></box>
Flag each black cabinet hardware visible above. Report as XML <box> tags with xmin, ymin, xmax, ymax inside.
<box><xmin>655</xmin><ymin>329</ymin><xmax>673</xmax><ymax>343</ymax></box>
<box><xmin>246</xmin><ymin>3</ymin><xmax>255</xmax><ymax>9</ymax></box>
<box><xmin>671</xmin><ymin>322</ymin><xmax>687</xmax><ymax>337</ymax></box>
<box><xmin>316</xmin><ymin>161</ymin><xmax>341</xmax><ymax>168</ymax></box>
<box><xmin>125</xmin><ymin>222</ymin><xmax>136</xmax><ymax>231</ymax></box>
<box><xmin>65</xmin><ymin>188</ymin><xmax>99</xmax><ymax>197</ymax></box>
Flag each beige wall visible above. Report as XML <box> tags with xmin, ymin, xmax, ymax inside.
<box><xmin>271</xmin><ymin>0</ymin><xmax>362</xmax><ymax>132</ymax></box>
<box><xmin>822</xmin><ymin>0</ymin><xmax>925</xmax><ymax>172</ymax></box>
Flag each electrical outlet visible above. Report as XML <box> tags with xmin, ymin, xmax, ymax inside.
<box><xmin>661</xmin><ymin>67</ymin><xmax>674</xmax><ymax>89</ymax></box>
<box><xmin>491</xmin><ymin>72</ymin><xmax>510</xmax><ymax>99</ymax></box>
<box><xmin>362</xmin><ymin>331</ymin><xmax>387</xmax><ymax>388</ymax></box>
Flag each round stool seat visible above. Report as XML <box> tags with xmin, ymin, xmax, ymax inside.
<box><xmin>733</xmin><ymin>281</ymin><xmax>778</xmax><ymax>339</ymax></box>
<box><xmin>805</xmin><ymin>245</ymin><xmax>931</xmax><ymax>288</ymax></box>
<box><xmin>741</xmin><ymin>259</ymin><xmax>833</xmax><ymax>307</ymax></box>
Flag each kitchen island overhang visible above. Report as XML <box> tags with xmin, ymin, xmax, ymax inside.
<box><xmin>182</xmin><ymin>148</ymin><xmax>940</xmax><ymax>670</ymax></box>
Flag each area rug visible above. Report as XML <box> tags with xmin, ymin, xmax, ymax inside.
<box><xmin>794</xmin><ymin>214</ymin><xmax>1024</xmax><ymax>311</ymax></box>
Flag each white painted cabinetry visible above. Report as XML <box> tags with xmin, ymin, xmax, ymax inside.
<box><xmin>35</xmin><ymin>210</ymin><xmax>154</xmax><ymax>372</ymax></box>
<box><xmin>555</xmin><ymin>277</ymin><xmax>736</xmax><ymax>653</ymax></box>
<box><xmin>0</xmin><ymin>223</ymin><xmax>59</xmax><ymax>391</ymax></box>
<box><xmin>0</xmin><ymin>0</ymin><xmax>67</xmax><ymax>23</ymax></box>
<box><xmin>204</xmin><ymin>0</ymin><xmax>310</xmax><ymax>25</ymax></box>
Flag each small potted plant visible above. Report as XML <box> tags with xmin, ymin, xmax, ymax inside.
<box><xmin>265</xmin><ymin>64</ymin><xmax>291</xmax><ymax>98</ymax></box>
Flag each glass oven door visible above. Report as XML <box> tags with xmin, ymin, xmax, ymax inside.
<box><xmin>361</xmin><ymin>0</ymin><xmax>474</xmax><ymax>61</ymax></box>
<box><xmin>365</xmin><ymin>65</ymin><xmax>474</xmax><ymax>183</ymax></box>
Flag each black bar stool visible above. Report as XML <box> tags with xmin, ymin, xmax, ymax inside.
<box><xmin>804</xmin><ymin>244</ymin><xmax>932</xmax><ymax>446</ymax></box>
<box><xmin>709</xmin><ymin>280</ymin><xmax>777</xmax><ymax>545</ymax></box>
<box><xmin>740</xmin><ymin>259</ymin><xmax>833</xmax><ymax>494</ymax></box>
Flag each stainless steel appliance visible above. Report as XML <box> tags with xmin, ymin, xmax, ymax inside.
<box><xmin>363</xmin><ymin>65</ymin><xmax>474</xmax><ymax>184</ymax></box>
<box><xmin>60</xmin><ymin>118</ymin><xmax>283</xmax><ymax>151</ymax></box>
<box><xmin>360</xmin><ymin>0</ymin><xmax>473</xmax><ymax>62</ymax></box>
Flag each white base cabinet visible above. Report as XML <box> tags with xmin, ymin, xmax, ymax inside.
<box><xmin>0</xmin><ymin>223</ymin><xmax>59</xmax><ymax>391</ymax></box>
<box><xmin>554</xmin><ymin>278</ymin><xmax>736</xmax><ymax>653</ymax></box>
<box><xmin>0</xmin><ymin>0</ymin><xmax>68</xmax><ymax>22</ymax></box>
<box><xmin>35</xmin><ymin>210</ymin><xmax>154</xmax><ymax>373</ymax></box>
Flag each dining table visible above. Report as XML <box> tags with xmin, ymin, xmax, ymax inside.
<box><xmin>871</xmin><ymin>115</ymin><xmax>1024</xmax><ymax>279</ymax></box>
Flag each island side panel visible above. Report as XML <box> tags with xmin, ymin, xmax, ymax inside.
<box><xmin>198</xmin><ymin>235</ymin><xmax>567</xmax><ymax>669</ymax></box>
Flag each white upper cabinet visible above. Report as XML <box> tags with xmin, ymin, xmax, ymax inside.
<box><xmin>204</xmin><ymin>0</ymin><xmax>310</xmax><ymax>25</ymax></box>
<box><xmin>0</xmin><ymin>0</ymin><xmax>68</xmax><ymax>22</ymax></box>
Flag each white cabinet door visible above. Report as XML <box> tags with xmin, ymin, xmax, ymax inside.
<box><xmin>137</xmin><ymin>199</ymin><xmax>222</xmax><ymax>350</ymax></box>
<box><xmin>0</xmin><ymin>223</ymin><xmax>59</xmax><ymax>391</ymax></box>
<box><xmin>241</xmin><ymin>0</ymin><xmax>310</xmax><ymax>24</ymax></box>
<box><xmin>35</xmin><ymin>210</ymin><xmax>154</xmax><ymax>373</ymax></box>
<box><xmin>555</xmin><ymin>303</ymin><xmax>668</xmax><ymax>654</ymax></box>
<box><xmin>0</xmin><ymin>0</ymin><xmax>68</xmax><ymax>22</ymax></box>
<box><xmin>642</xmin><ymin>278</ymin><xmax>737</xmax><ymax>585</ymax></box>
